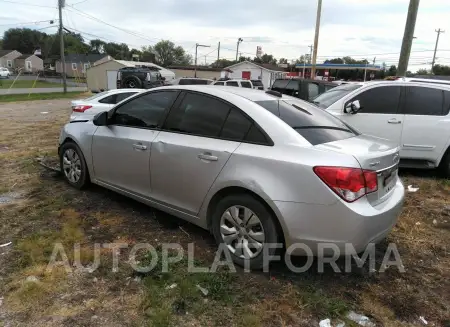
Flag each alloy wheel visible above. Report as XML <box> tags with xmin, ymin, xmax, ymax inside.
<box><xmin>62</xmin><ymin>149</ymin><xmax>82</xmax><ymax>183</ymax></box>
<box><xmin>220</xmin><ymin>205</ymin><xmax>265</xmax><ymax>259</ymax></box>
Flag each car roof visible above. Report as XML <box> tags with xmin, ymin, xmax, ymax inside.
<box><xmin>152</xmin><ymin>85</ymin><xmax>302</xmax><ymax>102</ymax></box>
<box><xmin>352</xmin><ymin>80</ymin><xmax>450</xmax><ymax>89</ymax></box>
<box><xmin>104</xmin><ymin>88</ymin><xmax>146</xmax><ymax>94</ymax></box>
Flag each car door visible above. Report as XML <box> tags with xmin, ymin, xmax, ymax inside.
<box><xmin>150</xmin><ymin>91</ymin><xmax>251</xmax><ymax>215</ymax></box>
<box><xmin>91</xmin><ymin>90</ymin><xmax>179</xmax><ymax>196</ymax></box>
<box><xmin>400</xmin><ymin>86</ymin><xmax>450</xmax><ymax>163</ymax></box>
<box><xmin>333</xmin><ymin>85</ymin><xmax>405</xmax><ymax>144</ymax></box>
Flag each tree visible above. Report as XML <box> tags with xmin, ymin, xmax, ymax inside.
<box><xmin>416</xmin><ymin>68</ymin><xmax>429</xmax><ymax>75</ymax></box>
<box><xmin>150</xmin><ymin>40</ymin><xmax>192</xmax><ymax>67</ymax></box>
<box><xmin>278</xmin><ymin>58</ymin><xmax>288</xmax><ymax>64</ymax></box>
<box><xmin>89</xmin><ymin>39</ymin><xmax>105</xmax><ymax>54</ymax></box>
<box><xmin>387</xmin><ymin>65</ymin><xmax>397</xmax><ymax>76</ymax></box>
<box><xmin>238</xmin><ymin>56</ymin><xmax>251</xmax><ymax>62</ymax></box>
<box><xmin>295</xmin><ymin>55</ymin><xmax>307</xmax><ymax>64</ymax></box>
<box><xmin>103</xmin><ymin>42</ymin><xmax>129</xmax><ymax>60</ymax></box>
<box><xmin>432</xmin><ymin>64</ymin><xmax>450</xmax><ymax>76</ymax></box>
<box><xmin>260</xmin><ymin>53</ymin><xmax>277</xmax><ymax>65</ymax></box>
<box><xmin>212</xmin><ymin>58</ymin><xmax>236</xmax><ymax>68</ymax></box>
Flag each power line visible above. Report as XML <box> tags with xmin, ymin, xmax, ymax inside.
<box><xmin>0</xmin><ymin>0</ymin><xmax>56</xmax><ymax>8</ymax></box>
<box><xmin>0</xmin><ymin>19</ymin><xmax>58</xmax><ymax>27</ymax></box>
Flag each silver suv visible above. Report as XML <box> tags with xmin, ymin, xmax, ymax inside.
<box><xmin>59</xmin><ymin>86</ymin><xmax>404</xmax><ymax>269</ymax></box>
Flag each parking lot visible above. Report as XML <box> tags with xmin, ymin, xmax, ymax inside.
<box><xmin>0</xmin><ymin>99</ymin><xmax>449</xmax><ymax>327</ymax></box>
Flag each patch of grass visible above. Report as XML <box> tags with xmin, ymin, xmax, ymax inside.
<box><xmin>0</xmin><ymin>91</ymin><xmax>87</xmax><ymax>102</ymax></box>
<box><xmin>300</xmin><ymin>286</ymin><xmax>350</xmax><ymax>318</ymax></box>
<box><xmin>0</xmin><ymin>79</ymin><xmax>62</xmax><ymax>89</ymax></box>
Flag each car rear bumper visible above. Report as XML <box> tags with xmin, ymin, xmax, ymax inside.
<box><xmin>274</xmin><ymin>178</ymin><xmax>405</xmax><ymax>256</ymax></box>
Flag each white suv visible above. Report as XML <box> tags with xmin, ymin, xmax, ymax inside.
<box><xmin>213</xmin><ymin>79</ymin><xmax>254</xmax><ymax>89</ymax></box>
<box><xmin>313</xmin><ymin>81</ymin><xmax>450</xmax><ymax>176</ymax></box>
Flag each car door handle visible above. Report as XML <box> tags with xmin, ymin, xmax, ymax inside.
<box><xmin>198</xmin><ymin>153</ymin><xmax>218</xmax><ymax>161</ymax></box>
<box><xmin>133</xmin><ymin>143</ymin><xmax>147</xmax><ymax>150</ymax></box>
<box><xmin>387</xmin><ymin>119</ymin><xmax>401</xmax><ymax>124</ymax></box>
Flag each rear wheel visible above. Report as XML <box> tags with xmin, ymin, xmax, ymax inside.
<box><xmin>60</xmin><ymin>142</ymin><xmax>90</xmax><ymax>189</ymax></box>
<box><xmin>211</xmin><ymin>194</ymin><xmax>279</xmax><ymax>270</ymax></box>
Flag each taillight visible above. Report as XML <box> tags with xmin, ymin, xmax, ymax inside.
<box><xmin>72</xmin><ymin>105</ymin><xmax>92</xmax><ymax>113</ymax></box>
<box><xmin>313</xmin><ymin>166</ymin><xmax>378</xmax><ymax>202</ymax></box>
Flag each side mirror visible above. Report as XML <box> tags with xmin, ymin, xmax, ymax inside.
<box><xmin>93</xmin><ymin>111</ymin><xmax>108</xmax><ymax>126</ymax></box>
<box><xmin>344</xmin><ymin>100</ymin><xmax>361</xmax><ymax>114</ymax></box>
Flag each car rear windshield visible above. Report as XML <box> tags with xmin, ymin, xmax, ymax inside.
<box><xmin>312</xmin><ymin>84</ymin><xmax>361</xmax><ymax>108</ymax></box>
<box><xmin>84</xmin><ymin>91</ymin><xmax>112</xmax><ymax>101</ymax></box>
<box><xmin>271</xmin><ymin>79</ymin><xmax>289</xmax><ymax>89</ymax></box>
<box><xmin>251</xmin><ymin>80</ymin><xmax>263</xmax><ymax>87</ymax></box>
<box><xmin>255</xmin><ymin>99</ymin><xmax>358</xmax><ymax>145</ymax></box>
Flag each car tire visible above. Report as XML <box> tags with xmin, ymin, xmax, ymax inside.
<box><xmin>124</xmin><ymin>76</ymin><xmax>142</xmax><ymax>89</ymax></box>
<box><xmin>439</xmin><ymin>148</ymin><xmax>450</xmax><ymax>178</ymax></box>
<box><xmin>59</xmin><ymin>142</ymin><xmax>90</xmax><ymax>189</ymax></box>
<box><xmin>211</xmin><ymin>194</ymin><xmax>280</xmax><ymax>270</ymax></box>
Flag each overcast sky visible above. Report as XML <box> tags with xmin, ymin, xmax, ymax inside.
<box><xmin>1</xmin><ymin>0</ymin><xmax>450</xmax><ymax>71</ymax></box>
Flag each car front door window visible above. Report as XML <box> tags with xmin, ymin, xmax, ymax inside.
<box><xmin>112</xmin><ymin>91</ymin><xmax>178</xmax><ymax>128</ymax></box>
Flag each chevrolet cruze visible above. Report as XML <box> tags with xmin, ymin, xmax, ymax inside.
<box><xmin>59</xmin><ymin>85</ymin><xmax>405</xmax><ymax>269</ymax></box>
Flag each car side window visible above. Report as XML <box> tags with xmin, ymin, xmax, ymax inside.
<box><xmin>115</xmin><ymin>92</ymin><xmax>136</xmax><ymax>103</ymax></box>
<box><xmin>99</xmin><ymin>94</ymin><xmax>116</xmax><ymax>104</ymax></box>
<box><xmin>348</xmin><ymin>86</ymin><xmax>401</xmax><ymax>114</ymax></box>
<box><xmin>163</xmin><ymin>92</ymin><xmax>231</xmax><ymax>137</ymax></box>
<box><xmin>403</xmin><ymin>86</ymin><xmax>445</xmax><ymax>116</ymax></box>
<box><xmin>215</xmin><ymin>82</ymin><xmax>224</xmax><ymax>86</ymax></box>
<box><xmin>112</xmin><ymin>91</ymin><xmax>178</xmax><ymax>128</ymax></box>
<box><xmin>226</xmin><ymin>81</ymin><xmax>239</xmax><ymax>87</ymax></box>
<box><xmin>308</xmin><ymin>83</ymin><xmax>319</xmax><ymax>99</ymax></box>
<box><xmin>241</xmin><ymin>81</ymin><xmax>252</xmax><ymax>88</ymax></box>
<box><xmin>220</xmin><ymin>108</ymin><xmax>252</xmax><ymax>141</ymax></box>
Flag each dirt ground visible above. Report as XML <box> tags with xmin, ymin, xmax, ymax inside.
<box><xmin>0</xmin><ymin>99</ymin><xmax>449</xmax><ymax>327</ymax></box>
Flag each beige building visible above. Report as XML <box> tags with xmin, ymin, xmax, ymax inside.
<box><xmin>56</xmin><ymin>54</ymin><xmax>111</xmax><ymax>78</ymax></box>
<box><xmin>168</xmin><ymin>65</ymin><xmax>222</xmax><ymax>79</ymax></box>
<box><xmin>86</xmin><ymin>59</ymin><xmax>176</xmax><ymax>91</ymax></box>
<box><xmin>14</xmin><ymin>54</ymin><xmax>43</xmax><ymax>73</ymax></box>
<box><xmin>0</xmin><ymin>50</ymin><xmax>21</xmax><ymax>69</ymax></box>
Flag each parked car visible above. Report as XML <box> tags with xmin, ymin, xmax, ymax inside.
<box><xmin>70</xmin><ymin>89</ymin><xmax>144</xmax><ymax>121</ymax></box>
<box><xmin>59</xmin><ymin>85</ymin><xmax>404</xmax><ymax>269</ymax></box>
<box><xmin>213</xmin><ymin>79</ymin><xmax>254</xmax><ymax>88</ymax></box>
<box><xmin>394</xmin><ymin>77</ymin><xmax>450</xmax><ymax>86</ymax></box>
<box><xmin>117</xmin><ymin>66</ymin><xmax>165</xmax><ymax>89</ymax></box>
<box><xmin>251</xmin><ymin>79</ymin><xmax>265</xmax><ymax>90</ymax></box>
<box><xmin>313</xmin><ymin>81</ymin><xmax>450</xmax><ymax>176</ymax></box>
<box><xmin>168</xmin><ymin>78</ymin><xmax>213</xmax><ymax>85</ymax></box>
<box><xmin>270</xmin><ymin>78</ymin><xmax>336</xmax><ymax>102</ymax></box>
<box><xmin>0</xmin><ymin>67</ymin><xmax>11</xmax><ymax>78</ymax></box>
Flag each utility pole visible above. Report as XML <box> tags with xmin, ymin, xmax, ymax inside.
<box><xmin>311</xmin><ymin>0</ymin><xmax>322</xmax><ymax>80</ymax></box>
<box><xmin>236</xmin><ymin>38</ymin><xmax>243</xmax><ymax>61</ymax></box>
<box><xmin>432</xmin><ymin>28</ymin><xmax>444</xmax><ymax>72</ymax></box>
<box><xmin>58</xmin><ymin>0</ymin><xmax>67</xmax><ymax>93</ymax></box>
<box><xmin>308</xmin><ymin>45</ymin><xmax>313</xmax><ymax>63</ymax></box>
<box><xmin>194</xmin><ymin>43</ymin><xmax>210</xmax><ymax>78</ymax></box>
<box><xmin>217</xmin><ymin>42</ymin><xmax>220</xmax><ymax>65</ymax></box>
<box><xmin>397</xmin><ymin>0</ymin><xmax>420</xmax><ymax>76</ymax></box>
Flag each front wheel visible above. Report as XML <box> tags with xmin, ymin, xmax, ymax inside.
<box><xmin>211</xmin><ymin>194</ymin><xmax>280</xmax><ymax>270</ymax></box>
<box><xmin>60</xmin><ymin>142</ymin><xmax>90</xmax><ymax>189</ymax></box>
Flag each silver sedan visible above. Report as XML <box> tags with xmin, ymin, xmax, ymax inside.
<box><xmin>58</xmin><ymin>85</ymin><xmax>405</xmax><ymax>269</ymax></box>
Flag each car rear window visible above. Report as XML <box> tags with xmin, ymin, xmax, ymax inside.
<box><xmin>241</xmin><ymin>81</ymin><xmax>252</xmax><ymax>88</ymax></box>
<box><xmin>251</xmin><ymin>80</ymin><xmax>263</xmax><ymax>87</ymax></box>
<box><xmin>271</xmin><ymin>80</ymin><xmax>289</xmax><ymax>89</ymax></box>
<box><xmin>255</xmin><ymin>99</ymin><xmax>358</xmax><ymax>145</ymax></box>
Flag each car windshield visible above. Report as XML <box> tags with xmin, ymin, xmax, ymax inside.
<box><xmin>255</xmin><ymin>98</ymin><xmax>359</xmax><ymax>145</ymax></box>
<box><xmin>312</xmin><ymin>84</ymin><xmax>362</xmax><ymax>108</ymax></box>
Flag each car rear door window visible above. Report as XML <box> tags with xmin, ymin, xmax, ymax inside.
<box><xmin>403</xmin><ymin>86</ymin><xmax>445</xmax><ymax>116</ymax></box>
<box><xmin>113</xmin><ymin>91</ymin><xmax>178</xmax><ymax>128</ymax></box>
<box><xmin>115</xmin><ymin>92</ymin><xmax>137</xmax><ymax>103</ymax></box>
<box><xmin>163</xmin><ymin>92</ymin><xmax>231</xmax><ymax>137</ymax></box>
<box><xmin>226</xmin><ymin>81</ymin><xmax>239</xmax><ymax>87</ymax></box>
<box><xmin>241</xmin><ymin>81</ymin><xmax>252</xmax><ymax>88</ymax></box>
<box><xmin>349</xmin><ymin>86</ymin><xmax>401</xmax><ymax>114</ymax></box>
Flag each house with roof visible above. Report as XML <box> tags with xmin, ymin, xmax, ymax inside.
<box><xmin>0</xmin><ymin>50</ymin><xmax>22</xmax><ymax>70</ymax></box>
<box><xmin>56</xmin><ymin>53</ymin><xmax>112</xmax><ymax>77</ymax></box>
<box><xmin>14</xmin><ymin>54</ymin><xmax>43</xmax><ymax>73</ymax></box>
<box><xmin>223</xmin><ymin>61</ymin><xmax>288</xmax><ymax>89</ymax></box>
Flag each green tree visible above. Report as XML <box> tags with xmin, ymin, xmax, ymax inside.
<box><xmin>278</xmin><ymin>57</ymin><xmax>288</xmax><ymax>64</ymax></box>
<box><xmin>103</xmin><ymin>42</ymin><xmax>129</xmax><ymax>60</ymax></box>
<box><xmin>432</xmin><ymin>64</ymin><xmax>450</xmax><ymax>76</ymax></box>
<box><xmin>89</xmin><ymin>39</ymin><xmax>105</xmax><ymax>54</ymax></box>
<box><xmin>415</xmin><ymin>68</ymin><xmax>429</xmax><ymax>75</ymax></box>
<box><xmin>150</xmin><ymin>40</ymin><xmax>192</xmax><ymax>67</ymax></box>
<box><xmin>238</xmin><ymin>56</ymin><xmax>251</xmax><ymax>62</ymax></box>
<box><xmin>212</xmin><ymin>58</ymin><xmax>236</xmax><ymax>68</ymax></box>
<box><xmin>387</xmin><ymin>65</ymin><xmax>397</xmax><ymax>76</ymax></box>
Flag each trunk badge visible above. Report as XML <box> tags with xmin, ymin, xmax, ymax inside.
<box><xmin>369</xmin><ymin>161</ymin><xmax>380</xmax><ymax>167</ymax></box>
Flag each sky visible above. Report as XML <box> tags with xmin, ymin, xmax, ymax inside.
<box><xmin>1</xmin><ymin>0</ymin><xmax>450</xmax><ymax>72</ymax></box>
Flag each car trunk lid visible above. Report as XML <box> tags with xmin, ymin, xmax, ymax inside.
<box><xmin>316</xmin><ymin>134</ymin><xmax>400</xmax><ymax>206</ymax></box>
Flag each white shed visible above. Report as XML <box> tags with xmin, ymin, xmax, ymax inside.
<box><xmin>86</xmin><ymin>59</ymin><xmax>176</xmax><ymax>91</ymax></box>
<box><xmin>223</xmin><ymin>61</ymin><xmax>287</xmax><ymax>89</ymax></box>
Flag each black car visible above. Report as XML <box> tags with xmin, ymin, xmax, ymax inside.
<box><xmin>270</xmin><ymin>78</ymin><xmax>336</xmax><ymax>102</ymax></box>
<box><xmin>116</xmin><ymin>66</ymin><xmax>165</xmax><ymax>89</ymax></box>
